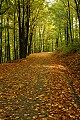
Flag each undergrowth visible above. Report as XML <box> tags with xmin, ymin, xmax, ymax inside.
<box><xmin>54</xmin><ymin>40</ymin><xmax>80</xmax><ymax>57</ymax></box>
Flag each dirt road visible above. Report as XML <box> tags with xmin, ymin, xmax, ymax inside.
<box><xmin>0</xmin><ymin>52</ymin><xmax>80</xmax><ymax>119</ymax></box>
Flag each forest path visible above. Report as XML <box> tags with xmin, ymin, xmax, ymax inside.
<box><xmin>0</xmin><ymin>52</ymin><xmax>80</xmax><ymax>120</ymax></box>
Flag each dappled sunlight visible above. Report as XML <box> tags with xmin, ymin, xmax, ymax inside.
<box><xmin>31</xmin><ymin>64</ymin><xmax>66</xmax><ymax>72</ymax></box>
<box><xmin>42</xmin><ymin>64</ymin><xmax>66</xmax><ymax>70</ymax></box>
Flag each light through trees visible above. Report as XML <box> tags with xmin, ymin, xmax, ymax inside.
<box><xmin>0</xmin><ymin>0</ymin><xmax>80</xmax><ymax>63</ymax></box>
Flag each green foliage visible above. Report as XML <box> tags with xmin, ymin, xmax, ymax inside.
<box><xmin>0</xmin><ymin>0</ymin><xmax>80</xmax><ymax>63</ymax></box>
<box><xmin>55</xmin><ymin>40</ymin><xmax>80</xmax><ymax>57</ymax></box>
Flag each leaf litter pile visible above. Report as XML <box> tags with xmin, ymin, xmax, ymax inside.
<box><xmin>0</xmin><ymin>52</ymin><xmax>80</xmax><ymax>120</ymax></box>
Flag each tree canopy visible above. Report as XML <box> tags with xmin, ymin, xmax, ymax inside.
<box><xmin>0</xmin><ymin>0</ymin><xmax>80</xmax><ymax>63</ymax></box>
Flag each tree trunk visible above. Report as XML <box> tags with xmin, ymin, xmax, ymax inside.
<box><xmin>0</xmin><ymin>1</ymin><xmax>2</xmax><ymax>63</ymax></box>
<box><xmin>7</xmin><ymin>18</ymin><xmax>11</xmax><ymax>62</ymax></box>
<box><xmin>74</xmin><ymin>0</ymin><xmax>80</xmax><ymax>40</ymax></box>
<box><xmin>39</xmin><ymin>28</ymin><xmax>42</xmax><ymax>52</ymax></box>
<box><xmin>66</xmin><ymin>8</ymin><xmax>69</xmax><ymax>46</ymax></box>
<box><xmin>0</xmin><ymin>16</ymin><xmax>2</xmax><ymax>63</ymax></box>
<box><xmin>18</xmin><ymin>0</ymin><xmax>23</xmax><ymax>59</ymax></box>
<box><xmin>25</xmin><ymin>0</ymin><xmax>30</xmax><ymax>56</ymax></box>
<box><xmin>79</xmin><ymin>18</ymin><xmax>80</xmax><ymax>39</ymax></box>
<box><xmin>66</xmin><ymin>22</ymin><xmax>69</xmax><ymax>46</ymax></box>
<box><xmin>28</xmin><ymin>32</ymin><xmax>33</xmax><ymax>55</ymax></box>
<box><xmin>56</xmin><ymin>38</ymin><xmax>58</xmax><ymax>48</ymax></box>
<box><xmin>68</xmin><ymin>0</ymin><xmax>73</xmax><ymax>43</ymax></box>
<box><xmin>4</xmin><ymin>18</ymin><xmax>7</xmax><ymax>62</ymax></box>
<box><xmin>14</xmin><ymin>10</ymin><xmax>16</xmax><ymax>60</ymax></box>
<box><xmin>42</xmin><ymin>25</ymin><xmax>45</xmax><ymax>52</ymax></box>
<box><xmin>21</xmin><ymin>0</ymin><xmax>26</xmax><ymax>58</ymax></box>
<box><xmin>52</xmin><ymin>40</ymin><xmax>53</xmax><ymax>52</ymax></box>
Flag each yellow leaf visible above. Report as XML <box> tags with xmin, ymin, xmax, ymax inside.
<box><xmin>42</xmin><ymin>118</ymin><xmax>47</xmax><ymax>120</ymax></box>
<box><xmin>0</xmin><ymin>109</ymin><xmax>3</xmax><ymax>112</ymax></box>
<box><xmin>49</xmin><ymin>115</ymin><xmax>53</xmax><ymax>118</ymax></box>
<box><xmin>33</xmin><ymin>116</ymin><xmax>37</xmax><ymax>119</ymax></box>
<box><xmin>74</xmin><ymin>104</ymin><xmax>78</xmax><ymax>108</ymax></box>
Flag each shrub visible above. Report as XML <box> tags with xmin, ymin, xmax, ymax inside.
<box><xmin>54</xmin><ymin>40</ymin><xmax>80</xmax><ymax>57</ymax></box>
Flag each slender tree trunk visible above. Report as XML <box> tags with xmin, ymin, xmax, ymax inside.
<box><xmin>52</xmin><ymin>40</ymin><xmax>53</xmax><ymax>52</ymax></box>
<box><xmin>43</xmin><ymin>39</ymin><xmax>44</xmax><ymax>52</ymax></box>
<box><xmin>66</xmin><ymin>21</ymin><xmax>69</xmax><ymax>46</ymax></box>
<box><xmin>56</xmin><ymin>38</ymin><xmax>58</xmax><ymax>48</ymax></box>
<box><xmin>64</xmin><ymin>26</ymin><xmax>67</xmax><ymax>42</ymax></box>
<box><xmin>20</xmin><ymin>0</ymin><xmax>25</xmax><ymax>58</ymax></box>
<box><xmin>75</xmin><ymin>16</ymin><xmax>78</xmax><ymax>38</ymax></box>
<box><xmin>59</xmin><ymin>26</ymin><xmax>62</xmax><ymax>45</ymax></box>
<box><xmin>7</xmin><ymin>17</ymin><xmax>11</xmax><ymax>62</ymax></box>
<box><xmin>74</xmin><ymin>0</ymin><xmax>80</xmax><ymax>40</ymax></box>
<box><xmin>16</xmin><ymin>30</ymin><xmax>19</xmax><ymax>59</ymax></box>
<box><xmin>0</xmin><ymin>15</ymin><xmax>2</xmax><ymax>63</ymax></box>
<box><xmin>32</xmin><ymin>29</ymin><xmax>36</xmax><ymax>53</ymax></box>
<box><xmin>65</xmin><ymin>8</ymin><xmax>69</xmax><ymax>46</ymax></box>
<box><xmin>72</xmin><ymin>14</ymin><xmax>74</xmax><ymax>39</ymax></box>
<box><xmin>67</xmin><ymin>0</ymin><xmax>73</xmax><ymax>43</ymax></box>
<box><xmin>25</xmin><ymin>0</ymin><xmax>30</xmax><ymax>55</ymax></box>
<box><xmin>13</xmin><ymin>0</ymin><xmax>17</xmax><ymax>60</ymax></box>
<box><xmin>39</xmin><ymin>28</ymin><xmax>42</xmax><ymax>52</ymax></box>
<box><xmin>0</xmin><ymin>1</ymin><xmax>2</xmax><ymax>63</ymax></box>
<box><xmin>28</xmin><ymin>32</ymin><xmax>33</xmax><ymax>55</ymax></box>
<box><xmin>79</xmin><ymin>18</ymin><xmax>80</xmax><ymax>39</ymax></box>
<box><xmin>60</xmin><ymin>30</ymin><xmax>62</xmax><ymax>43</ymax></box>
<box><xmin>18</xmin><ymin>0</ymin><xmax>23</xmax><ymax>59</ymax></box>
<box><xmin>14</xmin><ymin>11</ymin><xmax>16</xmax><ymax>60</ymax></box>
<box><xmin>32</xmin><ymin>42</ymin><xmax>34</xmax><ymax>53</ymax></box>
<box><xmin>4</xmin><ymin>18</ymin><xmax>7</xmax><ymax>62</ymax></box>
<box><xmin>42</xmin><ymin>25</ymin><xmax>45</xmax><ymax>52</ymax></box>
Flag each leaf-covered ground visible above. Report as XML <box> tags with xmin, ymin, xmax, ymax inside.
<box><xmin>59</xmin><ymin>53</ymin><xmax>80</xmax><ymax>97</ymax></box>
<box><xmin>0</xmin><ymin>52</ymin><xmax>80</xmax><ymax>120</ymax></box>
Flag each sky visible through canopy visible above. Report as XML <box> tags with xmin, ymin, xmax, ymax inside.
<box><xmin>46</xmin><ymin>0</ymin><xmax>54</xmax><ymax>3</ymax></box>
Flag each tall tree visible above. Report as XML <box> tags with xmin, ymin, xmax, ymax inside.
<box><xmin>18</xmin><ymin>0</ymin><xmax>22</xmax><ymax>59</ymax></box>
<box><xmin>74</xmin><ymin>0</ymin><xmax>80</xmax><ymax>39</ymax></box>
<box><xmin>13</xmin><ymin>0</ymin><xmax>16</xmax><ymax>60</ymax></box>
<box><xmin>25</xmin><ymin>0</ymin><xmax>30</xmax><ymax>56</ymax></box>
<box><xmin>6</xmin><ymin>17</ymin><xmax>11</xmax><ymax>62</ymax></box>
<box><xmin>67</xmin><ymin>0</ymin><xmax>73</xmax><ymax>43</ymax></box>
<box><xmin>0</xmin><ymin>0</ymin><xmax>3</xmax><ymax>63</ymax></box>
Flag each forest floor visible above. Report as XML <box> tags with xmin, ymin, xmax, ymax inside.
<box><xmin>0</xmin><ymin>52</ymin><xmax>80</xmax><ymax>120</ymax></box>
